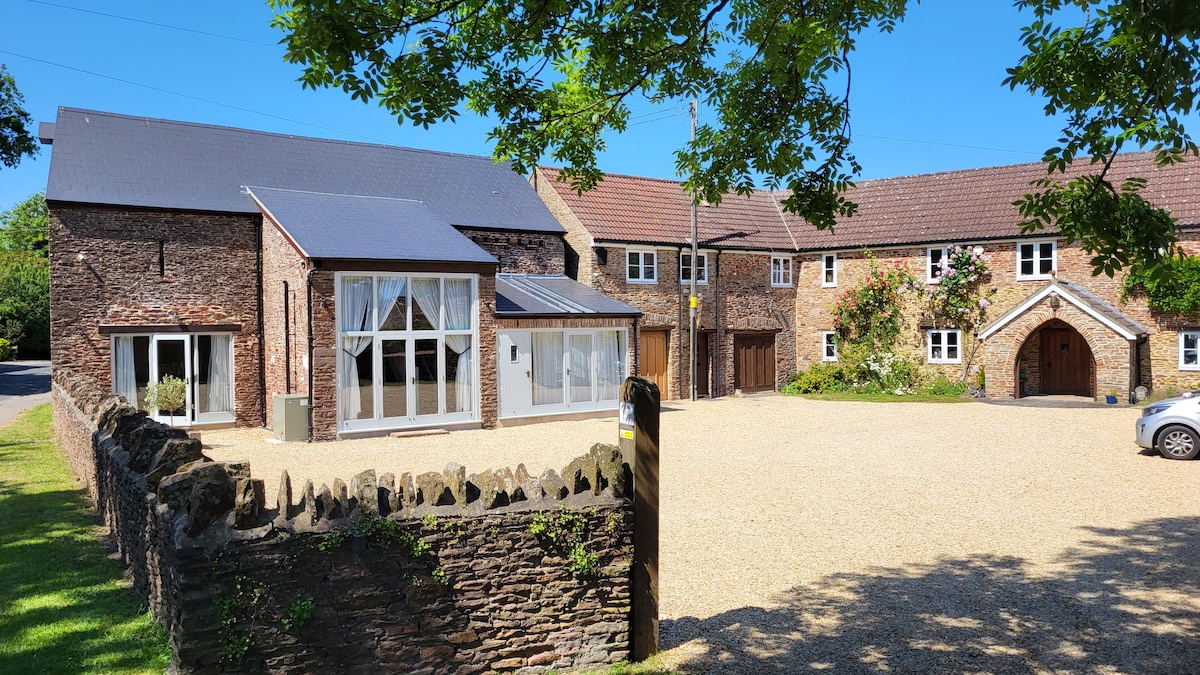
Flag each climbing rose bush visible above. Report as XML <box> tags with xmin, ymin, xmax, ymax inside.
<box><xmin>831</xmin><ymin>258</ymin><xmax>915</xmax><ymax>353</ymax></box>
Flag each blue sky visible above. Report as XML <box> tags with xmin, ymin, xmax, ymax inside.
<box><xmin>1</xmin><ymin>0</ymin><xmax>1072</xmax><ymax>210</ymax></box>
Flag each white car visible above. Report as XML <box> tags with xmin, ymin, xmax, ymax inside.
<box><xmin>1136</xmin><ymin>391</ymin><xmax>1200</xmax><ymax>460</ymax></box>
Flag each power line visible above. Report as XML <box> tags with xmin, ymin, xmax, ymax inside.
<box><xmin>19</xmin><ymin>0</ymin><xmax>280</xmax><ymax>48</ymax></box>
<box><xmin>0</xmin><ymin>49</ymin><xmax>389</xmax><ymax>144</ymax></box>
<box><xmin>857</xmin><ymin>132</ymin><xmax>1041</xmax><ymax>156</ymax></box>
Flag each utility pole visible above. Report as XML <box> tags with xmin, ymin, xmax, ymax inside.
<box><xmin>688</xmin><ymin>99</ymin><xmax>698</xmax><ymax>402</ymax></box>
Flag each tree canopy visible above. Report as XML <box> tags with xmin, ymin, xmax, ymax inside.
<box><xmin>270</xmin><ymin>0</ymin><xmax>1200</xmax><ymax>275</ymax></box>
<box><xmin>0</xmin><ymin>193</ymin><xmax>48</xmax><ymax>258</ymax></box>
<box><xmin>0</xmin><ymin>65</ymin><xmax>38</xmax><ymax>171</ymax></box>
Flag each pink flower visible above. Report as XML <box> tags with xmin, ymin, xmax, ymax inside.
<box><xmin>979</xmin><ymin>299</ymin><xmax>991</xmax><ymax>308</ymax></box>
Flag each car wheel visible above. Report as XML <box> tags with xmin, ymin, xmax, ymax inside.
<box><xmin>1157</xmin><ymin>425</ymin><xmax>1200</xmax><ymax>460</ymax></box>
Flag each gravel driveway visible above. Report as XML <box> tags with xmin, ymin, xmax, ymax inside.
<box><xmin>205</xmin><ymin>396</ymin><xmax>1200</xmax><ymax>673</ymax></box>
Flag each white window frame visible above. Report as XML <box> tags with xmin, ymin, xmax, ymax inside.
<box><xmin>927</xmin><ymin>246</ymin><xmax>947</xmax><ymax>283</ymax></box>
<box><xmin>626</xmin><ymin>249</ymin><xmax>658</xmax><ymax>284</ymax></box>
<box><xmin>110</xmin><ymin>332</ymin><xmax>236</xmax><ymax>426</ymax></box>
<box><xmin>821</xmin><ymin>331</ymin><xmax>838</xmax><ymax>362</ymax></box>
<box><xmin>498</xmin><ymin>328</ymin><xmax>628</xmax><ymax>418</ymax></box>
<box><xmin>771</xmin><ymin>256</ymin><xmax>793</xmax><ymax>287</ymax></box>
<box><xmin>1181</xmin><ymin>331</ymin><xmax>1200</xmax><ymax>371</ymax></box>
<box><xmin>679</xmin><ymin>252</ymin><xmax>708</xmax><ymax>284</ymax></box>
<box><xmin>1017</xmin><ymin>240</ymin><xmax>1057</xmax><ymax>280</ymax></box>
<box><xmin>821</xmin><ymin>253</ymin><xmax>838</xmax><ymax>288</ymax></box>
<box><xmin>927</xmin><ymin>329</ymin><xmax>962</xmax><ymax>364</ymax></box>
<box><xmin>335</xmin><ymin>272</ymin><xmax>479</xmax><ymax>432</ymax></box>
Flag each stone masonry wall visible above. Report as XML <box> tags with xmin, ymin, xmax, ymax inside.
<box><xmin>260</xmin><ymin>219</ymin><xmax>310</xmax><ymax>430</ymax></box>
<box><xmin>53</xmin><ymin>368</ymin><xmax>636</xmax><ymax>674</ymax></box>
<box><xmin>461</xmin><ymin>230</ymin><xmax>566</xmax><ymax>275</ymax></box>
<box><xmin>49</xmin><ymin>204</ymin><xmax>263</xmax><ymax>425</ymax></box>
<box><xmin>795</xmin><ymin>235</ymin><xmax>1200</xmax><ymax>398</ymax></box>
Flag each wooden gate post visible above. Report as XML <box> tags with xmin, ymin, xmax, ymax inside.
<box><xmin>619</xmin><ymin>376</ymin><xmax>660</xmax><ymax>660</ymax></box>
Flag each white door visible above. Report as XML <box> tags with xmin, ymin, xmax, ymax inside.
<box><xmin>568</xmin><ymin>332</ymin><xmax>594</xmax><ymax>404</ymax></box>
<box><xmin>498</xmin><ymin>331</ymin><xmax>532</xmax><ymax>417</ymax></box>
<box><xmin>149</xmin><ymin>335</ymin><xmax>192</xmax><ymax>425</ymax></box>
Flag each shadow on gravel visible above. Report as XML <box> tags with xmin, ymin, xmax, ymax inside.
<box><xmin>662</xmin><ymin>517</ymin><xmax>1200</xmax><ymax>673</ymax></box>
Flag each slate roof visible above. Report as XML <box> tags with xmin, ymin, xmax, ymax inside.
<box><xmin>496</xmin><ymin>275</ymin><xmax>641</xmax><ymax>317</ymax></box>
<box><xmin>44</xmin><ymin>108</ymin><xmax>564</xmax><ymax>233</ymax></box>
<box><xmin>248</xmin><ymin>187</ymin><xmax>497</xmax><ymax>264</ymax></box>
<box><xmin>539</xmin><ymin>152</ymin><xmax>1200</xmax><ymax>252</ymax></box>
<box><xmin>537</xmin><ymin>168</ymin><xmax>797</xmax><ymax>251</ymax></box>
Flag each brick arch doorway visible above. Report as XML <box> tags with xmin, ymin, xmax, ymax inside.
<box><xmin>1015</xmin><ymin>319</ymin><xmax>1095</xmax><ymax>398</ymax></box>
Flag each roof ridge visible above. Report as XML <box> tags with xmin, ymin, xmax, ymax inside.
<box><xmin>246</xmin><ymin>185</ymin><xmax>424</xmax><ymax>204</ymax></box>
<box><xmin>56</xmin><ymin>106</ymin><xmax>504</xmax><ymax>165</ymax></box>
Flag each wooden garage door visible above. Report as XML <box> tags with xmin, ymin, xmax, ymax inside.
<box><xmin>639</xmin><ymin>330</ymin><xmax>669</xmax><ymax>399</ymax></box>
<box><xmin>734</xmin><ymin>333</ymin><xmax>776</xmax><ymax>393</ymax></box>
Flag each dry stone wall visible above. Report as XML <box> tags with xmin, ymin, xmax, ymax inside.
<box><xmin>53</xmin><ymin>369</ymin><xmax>635</xmax><ymax>674</ymax></box>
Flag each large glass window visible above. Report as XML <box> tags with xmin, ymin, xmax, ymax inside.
<box><xmin>498</xmin><ymin>329</ymin><xmax>627</xmax><ymax>417</ymax></box>
<box><xmin>337</xmin><ymin>273</ymin><xmax>478</xmax><ymax>430</ymax></box>
<box><xmin>111</xmin><ymin>333</ymin><xmax>234</xmax><ymax>425</ymax></box>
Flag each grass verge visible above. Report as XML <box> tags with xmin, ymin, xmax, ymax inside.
<box><xmin>787</xmin><ymin>392</ymin><xmax>975</xmax><ymax>403</ymax></box>
<box><xmin>0</xmin><ymin>404</ymin><xmax>170</xmax><ymax>674</ymax></box>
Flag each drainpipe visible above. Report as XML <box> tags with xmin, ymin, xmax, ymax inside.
<box><xmin>714</xmin><ymin>250</ymin><xmax>722</xmax><ymax>397</ymax></box>
<box><xmin>306</xmin><ymin>267</ymin><xmax>316</xmax><ymax>443</ymax></box>
<box><xmin>632</xmin><ymin>316</ymin><xmax>640</xmax><ymax>377</ymax></box>
<box><xmin>283</xmin><ymin>280</ymin><xmax>291</xmax><ymax>394</ymax></box>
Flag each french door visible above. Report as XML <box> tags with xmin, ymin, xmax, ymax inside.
<box><xmin>149</xmin><ymin>335</ymin><xmax>191</xmax><ymax>424</ymax></box>
<box><xmin>111</xmin><ymin>333</ymin><xmax>235</xmax><ymax>426</ymax></box>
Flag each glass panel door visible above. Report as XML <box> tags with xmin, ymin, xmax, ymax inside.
<box><xmin>532</xmin><ymin>332</ymin><xmax>565</xmax><ymax>406</ymax></box>
<box><xmin>381</xmin><ymin>339</ymin><xmax>408</xmax><ymax>419</ymax></box>
<box><xmin>414</xmin><ymin>338</ymin><xmax>440</xmax><ymax>417</ymax></box>
<box><xmin>568</xmin><ymin>333</ymin><xmax>594</xmax><ymax>404</ymax></box>
<box><xmin>150</xmin><ymin>335</ymin><xmax>191</xmax><ymax>425</ymax></box>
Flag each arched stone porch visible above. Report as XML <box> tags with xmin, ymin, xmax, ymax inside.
<box><xmin>979</xmin><ymin>280</ymin><xmax>1146</xmax><ymax>401</ymax></box>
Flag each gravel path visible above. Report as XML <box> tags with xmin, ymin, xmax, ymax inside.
<box><xmin>205</xmin><ymin>396</ymin><xmax>1200</xmax><ymax>673</ymax></box>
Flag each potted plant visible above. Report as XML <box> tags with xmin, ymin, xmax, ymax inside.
<box><xmin>145</xmin><ymin>374</ymin><xmax>187</xmax><ymax>426</ymax></box>
<box><xmin>1105</xmin><ymin>391</ymin><xmax>1118</xmax><ymax>405</ymax></box>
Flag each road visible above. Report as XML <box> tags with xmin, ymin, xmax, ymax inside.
<box><xmin>0</xmin><ymin>359</ymin><xmax>51</xmax><ymax>429</ymax></box>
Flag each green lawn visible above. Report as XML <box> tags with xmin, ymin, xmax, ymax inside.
<box><xmin>0</xmin><ymin>404</ymin><xmax>169</xmax><ymax>674</ymax></box>
<box><xmin>787</xmin><ymin>392</ymin><xmax>975</xmax><ymax>403</ymax></box>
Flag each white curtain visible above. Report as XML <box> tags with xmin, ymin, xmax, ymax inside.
<box><xmin>596</xmin><ymin>331</ymin><xmax>623</xmax><ymax>401</ymax></box>
<box><xmin>377</xmin><ymin>276</ymin><xmax>408</xmax><ymax>330</ymax></box>
<box><xmin>533</xmin><ymin>332</ymin><xmax>564</xmax><ymax>406</ymax></box>
<box><xmin>340</xmin><ymin>276</ymin><xmax>374</xmax><ymax>421</ymax></box>
<box><xmin>445</xmin><ymin>335</ymin><xmax>472</xmax><ymax>412</ymax></box>
<box><xmin>411</xmin><ymin>278</ymin><xmax>442</xmax><ymax>330</ymax></box>
<box><xmin>114</xmin><ymin>336</ymin><xmax>137</xmax><ymax>404</ymax></box>
<box><xmin>569</xmin><ymin>334</ymin><xmax>592</xmax><ymax>402</ymax></box>
<box><xmin>444</xmin><ymin>278</ymin><xmax>474</xmax><ymax>412</ymax></box>
<box><xmin>206</xmin><ymin>335</ymin><xmax>232</xmax><ymax>413</ymax></box>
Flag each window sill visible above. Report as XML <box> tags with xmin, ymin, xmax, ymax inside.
<box><xmin>626</xmin><ymin>279</ymin><xmax>659</xmax><ymax>285</ymax></box>
<box><xmin>1017</xmin><ymin>274</ymin><xmax>1054</xmax><ymax>282</ymax></box>
<box><xmin>771</xmin><ymin>283</ymin><xmax>793</xmax><ymax>289</ymax></box>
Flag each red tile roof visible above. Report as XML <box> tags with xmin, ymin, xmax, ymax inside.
<box><xmin>539</xmin><ymin>151</ymin><xmax>1200</xmax><ymax>252</ymax></box>
<box><xmin>538</xmin><ymin>167</ymin><xmax>797</xmax><ymax>251</ymax></box>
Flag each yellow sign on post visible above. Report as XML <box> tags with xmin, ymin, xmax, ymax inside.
<box><xmin>689</xmin><ymin>296</ymin><xmax>697</xmax><ymax>308</ymax></box>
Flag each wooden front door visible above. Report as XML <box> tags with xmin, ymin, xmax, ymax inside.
<box><xmin>734</xmin><ymin>333</ymin><xmax>776</xmax><ymax>393</ymax></box>
<box><xmin>1040</xmin><ymin>327</ymin><xmax>1092</xmax><ymax>395</ymax></box>
<box><xmin>696</xmin><ymin>331</ymin><xmax>712</xmax><ymax>397</ymax></box>
<box><xmin>639</xmin><ymin>330</ymin><xmax>669</xmax><ymax>399</ymax></box>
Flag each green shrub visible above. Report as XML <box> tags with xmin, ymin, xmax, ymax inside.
<box><xmin>860</xmin><ymin>351</ymin><xmax>922</xmax><ymax>394</ymax></box>
<box><xmin>0</xmin><ymin>337</ymin><xmax>12</xmax><ymax>361</ymax></box>
<box><xmin>921</xmin><ymin>376</ymin><xmax>967</xmax><ymax>396</ymax></box>
<box><xmin>782</xmin><ymin>361</ymin><xmax>855</xmax><ymax>394</ymax></box>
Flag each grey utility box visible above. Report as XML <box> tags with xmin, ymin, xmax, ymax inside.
<box><xmin>273</xmin><ymin>394</ymin><xmax>310</xmax><ymax>442</ymax></box>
